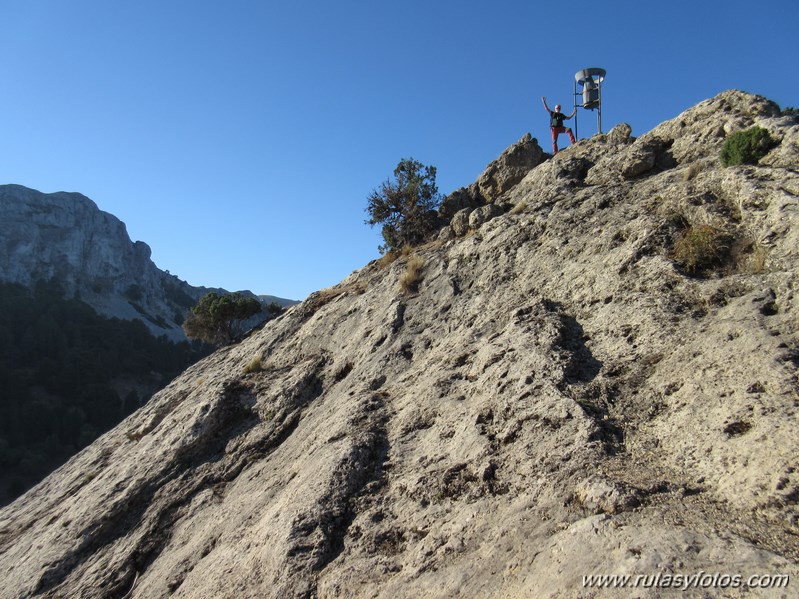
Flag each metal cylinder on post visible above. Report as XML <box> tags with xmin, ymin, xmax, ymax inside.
<box><xmin>574</xmin><ymin>68</ymin><xmax>606</xmax><ymax>134</ymax></box>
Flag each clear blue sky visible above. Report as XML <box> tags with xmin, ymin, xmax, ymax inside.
<box><xmin>1</xmin><ymin>1</ymin><xmax>796</xmax><ymax>300</ymax></box>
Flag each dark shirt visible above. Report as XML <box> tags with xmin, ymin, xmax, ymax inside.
<box><xmin>550</xmin><ymin>111</ymin><xmax>566</xmax><ymax>128</ymax></box>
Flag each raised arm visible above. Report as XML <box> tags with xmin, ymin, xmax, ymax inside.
<box><xmin>566</xmin><ymin>107</ymin><xmax>577</xmax><ymax>119</ymax></box>
<box><xmin>541</xmin><ymin>96</ymin><xmax>552</xmax><ymax>113</ymax></box>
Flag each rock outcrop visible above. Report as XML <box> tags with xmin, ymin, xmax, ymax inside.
<box><xmin>1</xmin><ymin>91</ymin><xmax>798</xmax><ymax>598</ymax></box>
<box><xmin>438</xmin><ymin>133</ymin><xmax>545</xmax><ymax>233</ymax></box>
<box><xmin>476</xmin><ymin>132</ymin><xmax>545</xmax><ymax>202</ymax></box>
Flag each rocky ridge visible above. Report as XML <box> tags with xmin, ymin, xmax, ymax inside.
<box><xmin>0</xmin><ymin>186</ymin><xmax>292</xmax><ymax>341</ymax></box>
<box><xmin>0</xmin><ymin>91</ymin><xmax>797</xmax><ymax>598</ymax></box>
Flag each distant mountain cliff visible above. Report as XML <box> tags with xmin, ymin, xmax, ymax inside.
<box><xmin>1</xmin><ymin>91</ymin><xmax>798</xmax><ymax>598</ymax></box>
<box><xmin>0</xmin><ymin>185</ymin><xmax>295</xmax><ymax>341</ymax></box>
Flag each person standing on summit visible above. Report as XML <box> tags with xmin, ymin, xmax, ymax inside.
<box><xmin>541</xmin><ymin>96</ymin><xmax>576</xmax><ymax>155</ymax></box>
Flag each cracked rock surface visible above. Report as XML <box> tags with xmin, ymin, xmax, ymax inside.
<box><xmin>1</xmin><ymin>90</ymin><xmax>798</xmax><ymax>598</ymax></box>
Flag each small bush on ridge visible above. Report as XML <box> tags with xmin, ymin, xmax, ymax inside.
<box><xmin>183</xmin><ymin>292</ymin><xmax>262</xmax><ymax>346</ymax></box>
<box><xmin>366</xmin><ymin>158</ymin><xmax>442</xmax><ymax>254</ymax></box>
<box><xmin>719</xmin><ymin>126</ymin><xmax>777</xmax><ymax>167</ymax></box>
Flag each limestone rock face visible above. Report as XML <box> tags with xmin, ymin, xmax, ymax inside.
<box><xmin>468</xmin><ymin>203</ymin><xmax>504</xmax><ymax>230</ymax></box>
<box><xmin>438</xmin><ymin>183</ymin><xmax>482</xmax><ymax>219</ymax></box>
<box><xmin>440</xmin><ymin>134</ymin><xmax>544</xmax><ymax>239</ymax></box>
<box><xmin>450</xmin><ymin>207</ymin><xmax>472</xmax><ymax>237</ymax></box>
<box><xmin>0</xmin><ymin>185</ymin><xmax>146</xmax><ymax>292</ymax></box>
<box><xmin>0</xmin><ymin>185</ymin><xmax>265</xmax><ymax>341</ymax></box>
<box><xmin>1</xmin><ymin>90</ymin><xmax>799</xmax><ymax>598</ymax></box>
<box><xmin>477</xmin><ymin>132</ymin><xmax>545</xmax><ymax>202</ymax></box>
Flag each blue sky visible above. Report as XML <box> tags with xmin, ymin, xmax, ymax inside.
<box><xmin>1</xmin><ymin>1</ymin><xmax>796</xmax><ymax>300</ymax></box>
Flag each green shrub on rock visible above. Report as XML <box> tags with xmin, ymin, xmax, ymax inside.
<box><xmin>719</xmin><ymin>126</ymin><xmax>777</xmax><ymax>167</ymax></box>
<box><xmin>183</xmin><ymin>292</ymin><xmax>262</xmax><ymax>346</ymax></box>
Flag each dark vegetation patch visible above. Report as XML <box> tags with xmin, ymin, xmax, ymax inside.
<box><xmin>723</xmin><ymin>420</ymin><xmax>753</xmax><ymax>438</ymax></box>
<box><xmin>0</xmin><ymin>280</ymin><xmax>210</xmax><ymax>505</ymax></box>
<box><xmin>720</xmin><ymin>126</ymin><xmax>777</xmax><ymax>167</ymax></box>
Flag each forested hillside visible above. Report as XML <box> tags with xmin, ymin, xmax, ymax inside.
<box><xmin>0</xmin><ymin>281</ymin><xmax>210</xmax><ymax>504</ymax></box>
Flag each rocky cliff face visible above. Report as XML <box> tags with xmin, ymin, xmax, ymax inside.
<box><xmin>0</xmin><ymin>185</ymin><xmax>265</xmax><ymax>341</ymax></box>
<box><xmin>1</xmin><ymin>91</ymin><xmax>797</xmax><ymax>598</ymax></box>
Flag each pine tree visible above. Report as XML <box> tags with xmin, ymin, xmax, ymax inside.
<box><xmin>365</xmin><ymin>158</ymin><xmax>441</xmax><ymax>254</ymax></box>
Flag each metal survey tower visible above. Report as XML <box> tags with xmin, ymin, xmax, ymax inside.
<box><xmin>573</xmin><ymin>68</ymin><xmax>606</xmax><ymax>139</ymax></box>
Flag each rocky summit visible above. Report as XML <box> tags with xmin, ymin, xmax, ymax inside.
<box><xmin>1</xmin><ymin>91</ymin><xmax>798</xmax><ymax>598</ymax></box>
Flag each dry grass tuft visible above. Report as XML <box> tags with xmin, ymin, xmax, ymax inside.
<box><xmin>510</xmin><ymin>201</ymin><xmax>528</xmax><ymax>215</ymax></box>
<box><xmin>671</xmin><ymin>224</ymin><xmax>731</xmax><ymax>274</ymax></box>
<box><xmin>683</xmin><ymin>162</ymin><xmax>703</xmax><ymax>181</ymax></box>
<box><xmin>378</xmin><ymin>251</ymin><xmax>399</xmax><ymax>268</ymax></box>
<box><xmin>400</xmin><ymin>255</ymin><xmax>425</xmax><ymax>295</ymax></box>
<box><xmin>243</xmin><ymin>355</ymin><xmax>263</xmax><ymax>374</ymax></box>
